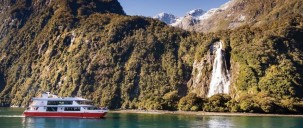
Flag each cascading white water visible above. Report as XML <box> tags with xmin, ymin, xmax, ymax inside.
<box><xmin>207</xmin><ymin>41</ymin><xmax>230</xmax><ymax>97</ymax></box>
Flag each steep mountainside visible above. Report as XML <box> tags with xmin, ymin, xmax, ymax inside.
<box><xmin>193</xmin><ymin>0</ymin><xmax>303</xmax><ymax>32</ymax></box>
<box><xmin>155</xmin><ymin>0</ymin><xmax>303</xmax><ymax>33</ymax></box>
<box><xmin>0</xmin><ymin>0</ymin><xmax>208</xmax><ymax>109</ymax></box>
<box><xmin>1</xmin><ymin>0</ymin><xmax>303</xmax><ymax>113</ymax></box>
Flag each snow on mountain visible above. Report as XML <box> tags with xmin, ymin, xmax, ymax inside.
<box><xmin>153</xmin><ymin>0</ymin><xmax>238</xmax><ymax>32</ymax></box>
<box><xmin>153</xmin><ymin>12</ymin><xmax>177</xmax><ymax>25</ymax></box>
<box><xmin>170</xmin><ymin>17</ymin><xmax>184</xmax><ymax>26</ymax></box>
<box><xmin>154</xmin><ymin>9</ymin><xmax>206</xmax><ymax>29</ymax></box>
<box><xmin>170</xmin><ymin>9</ymin><xmax>206</xmax><ymax>30</ymax></box>
<box><xmin>198</xmin><ymin>8</ymin><xmax>218</xmax><ymax>21</ymax></box>
<box><xmin>187</xmin><ymin>9</ymin><xmax>206</xmax><ymax>19</ymax></box>
<box><xmin>200</xmin><ymin>1</ymin><xmax>233</xmax><ymax>20</ymax></box>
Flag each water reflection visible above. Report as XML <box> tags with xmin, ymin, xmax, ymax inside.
<box><xmin>22</xmin><ymin>117</ymin><xmax>107</xmax><ymax>128</ymax></box>
<box><xmin>2</xmin><ymin>109</ymin><xmax>302</xmax><ymax>128</ymax></box>
<box><xmin>206</xmin><ymin>116</ymin><xmax>235</xmax><ymax>128</ymax></box>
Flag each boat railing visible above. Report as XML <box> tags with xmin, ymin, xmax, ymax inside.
<box><xmin>100</xmin><ymin>107</ymin><xmax>108</xmax><ymax>110</ymax></box>
<box><xmin>29</xmin><ymin>101</ymin><xmax>39</xmax><ymax>106</ymax></box>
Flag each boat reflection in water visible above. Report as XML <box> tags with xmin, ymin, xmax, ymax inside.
<box><xmin>22</xmin><ymin>116</ymin><xmax>106</xmax><ymax>128</ymax></box>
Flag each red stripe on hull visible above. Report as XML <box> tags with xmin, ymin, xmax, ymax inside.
<box><xmin>23</xmin><ymin>112</ymin><xmax>107</xmax><ymax>118</ymax></box>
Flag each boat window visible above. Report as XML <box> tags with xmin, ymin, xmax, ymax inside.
<box><xmin>47</xmin><ymin>101</ymin><xmax>73</xmax><ymax>105</ymax></box>
<box><xmin>46</xmin><ymin>107</ymin><xmax>58</xmax><ymax>112</ymax></box>
<box><xmin>76</xmin><ymin>101</ymin><xmax>93</xmax><ymax>105</ymax></box>
<box><xmin>87</xmin><ymin>107</ymin><xmax>100</xmax><ymax>110</ymax></box>
<box><xmin>64</xmin><ymin>107</ymin><xmax>81</xmax><ymax>111</ymax></box>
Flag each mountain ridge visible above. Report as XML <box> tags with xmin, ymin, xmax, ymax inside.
<box><xmin>153</xmin><ymin>8</ymin><xmax>206</xmax><ymax>29</ymax></box>
<box><xmin>154</xmin><ymin>0</ymin><xmax>303</xmax><ymax>33</ymax></box>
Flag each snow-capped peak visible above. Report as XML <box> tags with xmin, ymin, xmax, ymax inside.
<box><xmin>154</xmin><ymin>9</ymin><xmax>206</xmax><ymax>27</ymax></box>
<box><xmin>187</xmin><ymin>9</ymin><xmax>206</xmax><ymax>17</ymax></box>
<box><xmin>153</xmin><ymin>1</ymin><xmax>233</xmax><ymax>29</ymax></box>
<box><xmin>153</xmin><ymin>0</ymin><xmax>241</xmax><ymax>32</ymax></box>
<box><xmin>153</xmin><ymin>12</ymin><xmax>177</xmax><ymax>25</ymax></box>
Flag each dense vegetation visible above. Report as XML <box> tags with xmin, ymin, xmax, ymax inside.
<box><xmin>0</xmin><ymin>0</ymin><xmax>303</xmax><ymax>113</ymax></box>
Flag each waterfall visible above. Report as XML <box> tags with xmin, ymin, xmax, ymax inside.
<box><xmin>207</xmin><ymin>41</ymin><xmax>230</xmax><ymax>97</ymax></box>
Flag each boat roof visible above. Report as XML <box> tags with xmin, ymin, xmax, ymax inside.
<box><xmin>30</xmin><ymin>105</ymin><xmax>94</xmax><ymax>107</ymax></box>
<box><xmin>32</xmin><ymin>92</ymin><xmax>92</xmax><ymax>101</ymax></box>
<box><xmin>32</xmin><ymin>97</ymin><xmax>90</xmax><ymax>101</ymax></box>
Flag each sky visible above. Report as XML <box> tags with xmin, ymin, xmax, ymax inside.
<box><xmin>118</xmin><ymin>0</ymin><xmax>230</xmax><ymax>17</ymax></box>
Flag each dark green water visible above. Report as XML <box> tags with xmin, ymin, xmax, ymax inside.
<box><xmin>1</xmin><ymin>108</ymin><xmax>303</xmax><ymax>128</ymax></box>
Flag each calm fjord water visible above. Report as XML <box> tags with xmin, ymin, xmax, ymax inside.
<box><xmin>1</xmin><ymin>108</ymin><xmax>303</xmax><ymax>128</ymax></box>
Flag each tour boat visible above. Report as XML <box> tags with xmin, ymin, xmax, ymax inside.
<box><xmin>23</xmin><ymin>92</ymin><xmax>108</xmax><ymax>118</ymax></box>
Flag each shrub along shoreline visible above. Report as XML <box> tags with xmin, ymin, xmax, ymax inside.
<box><xmin>110</xmin><ymin>109</ymin><xmax>303</xmax><ymax>117</ymax></box>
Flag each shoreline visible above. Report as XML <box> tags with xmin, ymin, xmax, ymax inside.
<box><xmin>2</xmin><ymin>107</ymin><xmax>303</xmax><ymax>117</ymax></box>
<box><xmin>109</xmin><ymin>109</ymin><xmax>303</xmax><ymax>117</ymax></box>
